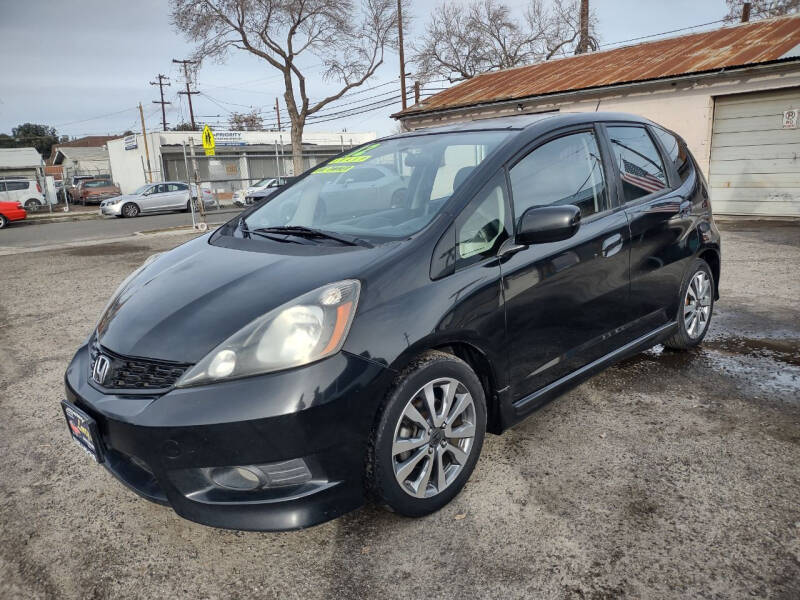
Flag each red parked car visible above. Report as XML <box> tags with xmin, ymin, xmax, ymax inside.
<box><xmin>0</xmin><ymin>201</ymin><xmax>27</xmax><ymax>229</ymax></box>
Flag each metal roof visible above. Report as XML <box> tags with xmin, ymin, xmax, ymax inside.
<box><xmin>395</xmin><ymin>15</ymin><xmax>800</xmax><ymax>118</ymax></box>
<box><xmin>52</xmin><ymin>146</ymin><xmax>109</xmax><ymax>164</ymax></box>
<box><xmin>0</xmin><ymin>148</ymin><xmax>42</xmax><ymax>169</ymax></box>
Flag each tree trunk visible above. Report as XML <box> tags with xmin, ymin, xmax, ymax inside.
<box><xmin>290</xmin><ymin>120</ymin><xmax>304</xmax><ymax>176</ymax></box>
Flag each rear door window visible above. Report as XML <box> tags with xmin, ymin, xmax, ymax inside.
<box><xmin>652</xmin><ymin>127</ymin><xmax>692</xmax><ymax>184</ymax></box>
<box><xmin>606</xmin><ymin>126</ymin><xmax>668</xmax><ymax>202</ymax></box>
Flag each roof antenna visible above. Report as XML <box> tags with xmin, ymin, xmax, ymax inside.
<box><xmin>595</xmin><ymin>99</ymin><xmax>601</xmax><ymax>112</ymax></box>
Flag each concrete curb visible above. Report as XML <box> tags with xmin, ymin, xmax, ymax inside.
<box><xmin>19</xmin><ymin>207</ymin><xmax>242</xmax><ymax>226</ymax></box>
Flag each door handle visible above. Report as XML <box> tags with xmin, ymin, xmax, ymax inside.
<box><xmin>601</xmin><ymin>233</ymin><xmax>623</xmax><ymax>258</ymax></box>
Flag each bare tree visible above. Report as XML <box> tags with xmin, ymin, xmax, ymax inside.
<box><xmin>229</xmin><ymin>109</ymin><xmax>265</xmax><ymax>131</ymax></box>
<box><xmin>723</xmin><ymin>0</ymin><xmax>799</xmax><ymax>21</ymax></box>
<box><xmin>171</xmin><ymin>0</ymin><xmax>402</xmax><ymax>175</ymax></box>
<box><xmin>413</xmin><ymin>0</ymin><xmax>598</xmax><ymax>82</ymax></box>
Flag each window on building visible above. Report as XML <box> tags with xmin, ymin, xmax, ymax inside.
<box><xmin>607</xmin><ymin>126</ymin><xmax>667</xmax><ymax>202</ymax></box>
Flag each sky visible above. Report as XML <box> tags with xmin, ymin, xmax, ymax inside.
<box><xmin>0</xmin><ymin>0</ymin><xmax>729</xmax><ymax>139</ymax></box>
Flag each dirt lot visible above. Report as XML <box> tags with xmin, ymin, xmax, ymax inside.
<box><xmin>1</xmin><ymin>222</ymin><xmax>798</xmax><ymax>599</ymax></box>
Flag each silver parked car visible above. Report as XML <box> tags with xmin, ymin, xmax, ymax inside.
<box><xmin>100</xmin><ymin>182</ymin><xmax>213</xmax><ymax>218</ymax></box>
<box><xmin>319</xmin><ymin>166</ymin><xmax>407</xmax><ymax>209</ymax></box>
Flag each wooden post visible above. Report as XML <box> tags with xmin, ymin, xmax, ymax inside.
<box><xmin>139</xmin><ymin>102</ymin><xmax>152</xmax><ymax>183</ymax></box>
<box><xmin>275</xmin><ymin>98</ymin><xmax>282</xmax><ymax>131</ymax></box>
<box><xmin>741</xmin><ymin>2</ymin><xmax>751</xmax><ymax>22</ymax></box>
<box><xmin>414</xmin><ymin>81</ymin><xmax>420</xmax><ymax>105</ymax></box>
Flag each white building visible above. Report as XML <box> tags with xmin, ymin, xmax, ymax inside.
<box><xmin>51</xmin><ymin>146</ymin><xmax>111</xmax><ymax>179</ymax></box>
<box><xmin>107</xmin><ymin>130</ymin><xmax>377</xmax><ymax>195</ymax></box>
<box><xmin>0</xmin><ymin>147</ymin><xmax>44</xmax><ymax>179</ymax></box>
<box><xmin>394</xmin><ymin>16</ymin><xmax>800</xmax><ymax>217</ymax></box>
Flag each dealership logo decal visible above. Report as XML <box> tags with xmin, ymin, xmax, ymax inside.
<box><xmin>92</xmin><ymin>355</ymin><xmax>111</xmax><ymax>385</ymax></box>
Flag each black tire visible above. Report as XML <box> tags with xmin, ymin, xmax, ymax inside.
<box><xmin>367</xmin><ymin>350</ymin><xmax>486</xmax><ymax>517</ymax></box>
<box><xmin>24</xmin><ymin>199</ymin><xmax>41</xmax><ymax>213</ymax></box>
<box><xmin>0</xmin><ymin>215</ymin><xmax>8</xmax><ymax>229</ymax></box>
<box><xmin>121</xmin><ymin>202</ymin><xmax>140</xmax><ymax>218</ymax></box>
<box><xmin>664</xmin><ymin>258</ymin><xmax>714</xmax><ymax>350</ymax></box>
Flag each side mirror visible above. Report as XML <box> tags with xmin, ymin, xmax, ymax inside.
<box><xmin>516</xmin><ymin>205</ymin><xmax>581</xmax><ymax>245</ymax></box>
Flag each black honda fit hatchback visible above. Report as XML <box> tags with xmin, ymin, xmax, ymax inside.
<box><xmin>63</xmin><ymin>112</ymin><xmax>721</xmax><ymax>530</ymax></box>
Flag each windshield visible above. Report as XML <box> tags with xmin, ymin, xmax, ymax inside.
<box><xmin>253</xmin><ymin>178</ymin><xmax>273</xmax><ymax>187</ymax></box>
<box><xmin>241</xmin><ymin>131</ymin><xmax>510</xmax><ymax>241</ymax></box>
<box><xmin>133</xmin><ymin>184</ymin><xmax>151</xmax><ymax>195</ymax></box>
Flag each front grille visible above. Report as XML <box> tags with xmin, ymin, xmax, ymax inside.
<box><xmin>90</xmin><ymin>340</ymin><xmax>190</xmax><ymax>390</ymax></box>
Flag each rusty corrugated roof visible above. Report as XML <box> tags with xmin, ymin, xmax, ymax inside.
<box><xmin>395</xmin><ymin>16</ymin><xmax>800</xmax><ymax>118</ymax></box>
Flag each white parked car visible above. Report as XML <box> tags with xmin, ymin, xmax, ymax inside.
<box><xmin>233</xmin><ymin>177</ymin><xmax>289</xmax><ymax>206</ymax></box>
<box><xmin>100</xmin><ymin>181</ymin><xmax>214</xmax><ymax>218</ymax></box>
<box><xmin>0</xmin><ymin>178</ymin><xmax>48</xmax><ymax>212</ymax></box>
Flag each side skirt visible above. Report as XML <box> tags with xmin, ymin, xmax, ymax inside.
<box><xmin>510</xmin><ymin>321</ymin><xmax>678</xmax><ymax>420</ymax></box>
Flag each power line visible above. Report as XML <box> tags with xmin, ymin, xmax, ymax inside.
<box><xmin>55</xmin><ymin>106</ymin><xmax>138</xmax><ymax>128</ymax></box>
<box><xmin>598</xmin><ymin>18</ymin><xmax>728</xmax><ymax>49</ymax></box>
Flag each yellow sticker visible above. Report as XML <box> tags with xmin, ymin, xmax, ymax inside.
<box><xmin>315</xmin><ymin>165</ymin><xmax>355</xmax><ymax>174</ymax></box>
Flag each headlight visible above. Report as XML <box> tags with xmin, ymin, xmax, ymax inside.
<box><xmin>176</xmin><ymin>279</ymin><xmax>361</xmax><ymax>387</ymax></box>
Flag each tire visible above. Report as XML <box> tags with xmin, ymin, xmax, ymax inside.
<box><xmin>0</xmin><ymin>215</ymin><xmax>8</xmax><ymax>229</ymax></box>
<box><xmin>367</xmin><ymin>350</ymin><xmax>486</xmax><ymax>517</ymax></box>
<box><xmin>664</xmin><ymin>258</ymin><xmax>714</xmax><ymax>350</ymax></box>
<box><xmin>185</xmin><ymin>198</ymin><xmax>199</xmax><ymax>213</ymax></box>
<box><xmin>24</xmin><ymin>199</ymin><xmax>41</xmax><ymax>213</ymax></box>
<box><xmin>121</xmin><ymin>202</ymin><xmax>140</xmax><ymax>218</ymax></box>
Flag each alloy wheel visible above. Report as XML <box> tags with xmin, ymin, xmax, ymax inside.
<box><xmin>391</xmin><ymin>377</ymin><xmax>477</xmax><ymax>498</ymax></box>
<box><xmin>123</xmin><ymin>203</ymin><xmax>139</xmax><ymax>217</ymax></box>
<box><xmin>684</xmin><ymin>270</ymin><xmax>712</xmax><ymax>339</ymax></box>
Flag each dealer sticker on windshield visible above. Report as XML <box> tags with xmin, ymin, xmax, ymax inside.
<box><xmin>314</xmin><ymin>143</ymin><xmax>381</xmax><ymax>175</ymax></box>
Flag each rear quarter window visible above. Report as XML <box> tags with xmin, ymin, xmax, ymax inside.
<box><xmin>653</xmin><ymin>127</ymin><xmax>693</xmax><ymax>184</ymax></box>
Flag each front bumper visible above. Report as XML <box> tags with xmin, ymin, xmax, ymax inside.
<box><xmin>64</xmin><ymin>342</ymin><xmax>392</xmax><ymax>530</ymax></box>
<box><xmin>100</xmin><ymin>203</ymin><xmax>122</xmax><ymax>216</ymax></box>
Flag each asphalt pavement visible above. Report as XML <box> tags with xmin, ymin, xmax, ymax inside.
<box><xmin>0</xmin><ymin>207</ymin><xmax>241</xmax><ymax>250</ymax></box>
<box><xmin>0</xmin><ymin>221</ymin><xmax>798</xmax><ymax>599</ymax></box>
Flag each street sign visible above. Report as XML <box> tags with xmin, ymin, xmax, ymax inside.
<box><xmin>782</xmin><ymin>109</ymin><xmax>798</xmax><ymax>129</ymax></box>
<box><xmin>202</xmin><ymin>125</ymin><xmax>216</xmax><ymax>156</ymax></box>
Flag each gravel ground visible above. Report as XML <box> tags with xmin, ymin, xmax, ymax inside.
<box><xmin>0</xmin><ymin>222</ymin><xmax>798</xmax><ymax>599</ymax></box>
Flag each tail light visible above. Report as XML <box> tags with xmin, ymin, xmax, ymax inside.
<box><xmin>36</xmin><ymin>183</ymin><xmax>42</xmax><ymax>193</ymax></box>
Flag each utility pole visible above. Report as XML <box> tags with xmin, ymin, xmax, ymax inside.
<box><xmin>275</xmin><ymin>97</ymin><xmax>282</xmax><ymax>131</ymax></box>
<box><xmin>575</xmin><ymin>0</ymin><xmax>590</xmax><ymax>54</ymax></box>
<box><xmin>138</xmin><ymin>102</ymin><xmax>152</xmax><ymax>182</ymax></box>
<box><xmin>150</xmin><ymin>74</ymin><xmax>171</xmax><ymax>131</ymax></box>
<box><xmin>741</xmin><ymin>2</ymin><xmax>751</xmax><ymax>22</ymax></box>
<box><xmin>397</xmin><ymin>0</ymin><xmax>407</xmax><ymax>110</ymax></box>
<box><xmin>173</xmin><ymin>59</ymin><xmax>199</xmax><ymax>130</ymax></box>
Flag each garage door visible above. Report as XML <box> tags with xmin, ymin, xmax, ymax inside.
<box><xmin>709</xmin><ymin>88</ymin><xmax>800</xmax><ymax>216</ymax></box>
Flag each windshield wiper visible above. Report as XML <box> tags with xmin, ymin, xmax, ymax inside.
<box><xmin>239</xmin><ymin>224</ymin><xmax>303</xmax><ymax>244</ymax></box>
<box><xmin>256</xmin><ymin>226</ymin><xmax>371</xmax><ymax>247</ymax></box>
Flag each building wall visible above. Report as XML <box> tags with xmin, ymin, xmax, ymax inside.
<box><xmin>400</xmin><ymin>65</ymin><xmax>800</xmax><ymax>184</ymax></box>
<box><xmin>107</xmin><ymin>130</ymin><xmax>376</xmax><ymax>194</ymax></box>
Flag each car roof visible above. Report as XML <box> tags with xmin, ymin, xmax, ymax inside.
<box><xmin>387</xmin><ymin>111</ymin><xmax>656</xmax><ymax>137</ymax></box>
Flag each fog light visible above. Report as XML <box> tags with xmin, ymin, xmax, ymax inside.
<box><xmin>207</xmin><ymin>459</ymin><xmax>312</xmax><ymax>491</ymax></box>
<box><xmin>209</xmin><ymin>466</ymin><xmax>263</xmax><ymax>490</ymax></box>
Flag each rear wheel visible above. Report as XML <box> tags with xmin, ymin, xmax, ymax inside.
<box><xmin>24</xmin><ymin>199</ymin><xmax>41</xmax><ymax>212</ymax></box>
<box><xmin>368</xmin><ymin>351</ymin><xmax>486</xmax><ymax>517</ymax></box>
<box><xmin>185</xmin><ymin>198</ymin><xmax>199</xmax><ymax>213</ymax></box>
<box><xmin>664</xmin><ymin>258</ymin><xmax>714</xmax><ymax>350</ymax></box>
<box><xmin>121</xmin><ymin>202</ymin><xmax>140</xmax><ymax>218</ymax></box>
<box><xmin>0</xmin><ymin>215</ymin><xmax>8</xmax><ymax>229</ymax></box>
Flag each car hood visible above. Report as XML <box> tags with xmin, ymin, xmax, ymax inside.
<box><xmin>96</xmin><ymin>234</ymin><xmax>395</xmax><ymax>364</ymax></box>
<box><xmin>102</xmin><ymin>193</ymin><xmax>138</xmax><ymax>205</ymax></box>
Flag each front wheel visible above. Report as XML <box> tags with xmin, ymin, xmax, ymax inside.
<box><xmin>368</xmin><ymin>350</ymin><xmax>486</xmax><ymax>517</ymax></box>
<box><xmin>0</xmin><ymin>215</ymin><xmax>8</xmax><ymax>229</ymax></box>
<box><xmin>664</xmin><ymin>258</ymin><xmax>714</xmax><ymax>350</ymax></box>
<box><xmin>121</xmin><ymin>202</ymin><xmax>140</xmax><ymax>218</ymax></box>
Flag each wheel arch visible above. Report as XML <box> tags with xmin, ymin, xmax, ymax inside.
<box><xmin>698</xmin><ymin>246</ymin><xmax>721</xmax><ymax>300</ymax></box>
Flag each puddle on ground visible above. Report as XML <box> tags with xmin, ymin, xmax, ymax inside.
<box><xmin>627</xmin><ymin>336</ymin><xmax>800</xmax><ymax>402</ymax></box>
